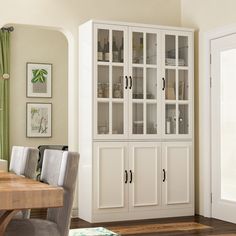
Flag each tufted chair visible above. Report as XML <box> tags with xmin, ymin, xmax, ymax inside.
<box><xmin>5</xmin><ymin>150</ymin><xmax>79</xmax><ymax>236</ymax></box>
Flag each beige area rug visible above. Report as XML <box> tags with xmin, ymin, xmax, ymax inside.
<box><xmin>107</xmin><ymin>222</ymin><xmax>211</xmax><ymax>235</ymax></box>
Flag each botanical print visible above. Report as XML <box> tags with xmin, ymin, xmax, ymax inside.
<box><xmin>31</xmin><ymin>68</ymin><xmax>48</xmax><ymax>93</ymax></box>
<box><xmin>27</xmin><ymin>103</ymin><xmax>52</xmax><ymax>137</ymax></box>
<box><xmin>27</xmin><ymin>63</ymin><xmax>52</xmax><ymax>97</ymax></box>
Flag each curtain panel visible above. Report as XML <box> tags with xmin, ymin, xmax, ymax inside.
<box><xmin>0</xmin><ymin>30</ymin><xmax>10</xmax><ymax>161</ymax></box>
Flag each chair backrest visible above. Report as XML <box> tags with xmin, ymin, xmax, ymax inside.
<box><xmin>9</xmin><ymin>146</ymin><xmax>39</xmax><ymax>179</ymax></box>
<box><xmin>40</xmin><ymin>149</ymin><xmax>79</xmax><ymax>236</ymax></box>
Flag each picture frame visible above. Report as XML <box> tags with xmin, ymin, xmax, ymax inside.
<box><xmin>26</xmin><ymin>103</ymin><xmax>52</xmax><ymax>137</ymax></box>
<box><xmin>27</xmin><ymin>62</ymin><xmax>52</xmax><ymax>98</ymax></box>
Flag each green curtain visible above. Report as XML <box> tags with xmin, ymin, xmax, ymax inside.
<box><xmin>0</xmin><ymin>30</ymin><xmax>10</xmax><ymax>161</ymax></box>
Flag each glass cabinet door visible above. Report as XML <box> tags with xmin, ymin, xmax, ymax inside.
<box><xmin>164</xmin><ymin>33</ymin><xmax>190</xmax><ymax>137</ymax></box>
<box><xmin>130</xmin><ymin>29</ymin><xmax>160</xmax><ymax>137</ymax></box>
<box><xmin>96</xmin><ymin>26</ymin><xmax>127</xmax><ymax>138</ymax></box>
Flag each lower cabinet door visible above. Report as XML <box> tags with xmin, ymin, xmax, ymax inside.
<box><xmin>162</xmin><ymin>142</ymin><xmax>193</xmax><ymax>207</ymax></box>
<box><xmin>93</xmin><ymin>142</ymin><xmax>129</xmax><ymax>213</ymax></box>
<box><xmin>129</xmin><ymin>142</ymin><xmax>162</xmax><ymax>211</ymax></box>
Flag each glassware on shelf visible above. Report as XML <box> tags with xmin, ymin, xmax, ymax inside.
<box><xmin>97</xmin><ymin>83</ymin><xmax>104</xmax><ymax>98</ymax></box>
<box><xmin>165</xmin><ymin>104</ymin><xmax>176</xmax><ymax>134</ymax></box>
<box><xmin>112</xmin><ymin>37</ymin><xmax>119</xmax><ymax>62</ymax></box>
<box><xmin>133</xmin><ymin>32</ymin><xmax>143</xmax><ymax>64</ymax></box>
<box><xmin>97</xmin><ymin>41</ymin><xmax>103</xmax><ymax>61</ymax></box>
<box><xmin>103</xmin><ymin>38</ymin><xmax>109</xmax><ymax>62</ymax></box>
<box><xmin>113</xmin><ymin>82</ymin><xmax>123</xmax><ymax>98</ymax></box>
<box><xmin>103</xmin><ymin>83</ymin><xmax>109</xmax><ymax>98</ymax></box>
<box><xmin>119</xmin><ymin>38</ymin><xmax>124</xmax><ymax>63</ymax></box>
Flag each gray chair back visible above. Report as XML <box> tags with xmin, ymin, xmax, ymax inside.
<box><xmin>9</xmin><ymin>146</ymin><xmax>39</xmax><ymax>179</ymax></box>
<box><xmin>40</xmin><ymin>149</ymin><xmax>79</xmax><ymax>236</ymax></box>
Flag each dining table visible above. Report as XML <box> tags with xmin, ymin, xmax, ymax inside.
<box><xmin>0</xmin><ymin>171</ymin><xmax>63</xmax><ymax>236</ymax></box>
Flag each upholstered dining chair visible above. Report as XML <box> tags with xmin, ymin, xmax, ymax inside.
<box><xmin>5</xmin><ymin>150</ymin><xmax>79</xmax><ymax>236</ymax></box>
<box><xmin>0</xmin><ymin>159</ymin><xmax>7</xmax><ymax>171</ymax></box>
<box><xmin>9</xmin><ymin>146</ymin><xmax>39</xmax><ymax>179</ymax></box>
<box><xmin>8</xmin><ymin>146</ymin><xmax>39</xmax><ymax>219</ymax></box>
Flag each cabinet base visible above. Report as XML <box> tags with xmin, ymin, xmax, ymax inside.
<box><xmin>80</xmin><ymin>208</ymin><xmax>194</xmax><ymax>223</ymax></box>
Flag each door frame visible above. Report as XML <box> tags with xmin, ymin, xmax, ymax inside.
<box><xmin>202</xmin><ymin>23</ymin><xmax>236</xmax><ymax>217</ymax></box>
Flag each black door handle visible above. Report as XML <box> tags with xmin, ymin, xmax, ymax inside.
<box><xmin>125</xmin><ymin>76</ymin><xmax>128</xmax><ymax>89</ymax></box>
<box><xmin>125</xmin><ymin>170</ymin><xmax>128</xmax><ymax>184</ymax></box>
<box><xmin>129</xmin><ymin>170</ymin><xmax>133</xmax><ymax>183</ymax></box>
<box><xmin>162</xmin><ymin>78</ymin><xmax>165</xmax><ymax>91</ymax></box>
<box><xmin>163</xmin><ymin>169</ymin><xmax>166</xmax><ymax>182</ymax></box>
<box><xmin>129</xmin><ymin>76</ymin><xmax>132</xmax><ymax>89</ymax></box>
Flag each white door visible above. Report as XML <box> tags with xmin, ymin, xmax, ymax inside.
<box><xmin>93</xmin><ymin>142</ymin><xmax>129</xmax><ymax>213</ymax></box>
<box><xmin>94</xmin><ymin>24</ymin><xmax>129</xmax><ymax>140</ymax></box>
<box><xmin>211</xmin><ymin>34</ymin><xmax>236</xmax><ymax>223</ymax></box>
<box><xmin>129</xmin><ymin>142</ymin><xmax>162</xmax><ymax>211</ymax></box>
<box><xmin>162</xmin><ymin>31</ymin><xmax>193</xmax><ymax>140</ymax></box>
<box><xmin>162</xmin><ymin>142</ymin><xmax>192</xmax><ymax>208</ymax></box>
<box><xmin>128</xmin><ymin>27</ymin><xmax>162</xmax><ymax>140</ymax></box>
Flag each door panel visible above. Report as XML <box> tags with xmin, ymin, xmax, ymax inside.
<box><xmin>129</xmin><ymin>142</ymin><xmax>161</xmax><ymax>211</ymax></box>
<box><xmin>162</xmin><ymin>31</ymin><xmax>192</xmax><ymax>139</ymax></box>
<box><xmin>162</xmin><ymin>142</ymin><xmax>192</xmax><ymax>206</ymax></box>
<box><xmin>94</xmin><ymin>24</ymin><xmax>128</xmax><ymax>140</ymax></box>
<box><xmin>129</xmin><ymin>27</ymin><xmax>162</xmax><ymax>140</ymax></box>
<box><xmin>211</xmin><ymin>34</ymin><xmax>236</xmax><ymax>223</ymax></box>
<box><xmin>93</xmin><ymin>142</ymin><xmax>128</xmax><ymax>212</ymax></box>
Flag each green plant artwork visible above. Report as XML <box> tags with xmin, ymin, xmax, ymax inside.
<box><xmin>31</xmin><ymin>69</ymin><xmax>48</xmax><ymax>83</ymax></box>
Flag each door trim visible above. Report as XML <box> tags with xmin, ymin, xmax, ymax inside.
<box><xmin>203</xmin><ymin>23</ymin><xmax>236</xmax><ymax>217</ymax></box>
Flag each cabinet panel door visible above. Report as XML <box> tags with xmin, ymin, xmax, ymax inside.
<box><xmin>162</xmin><ymin>31</ymin><xmax>193</xmax><ymax>139</ymax></box>
<box><xmin>93</xmin><ymin>142</ymin><xmax>128</xmax><ymax>212</ymax></box>
<box><xmin>129</xmin><ymin>27</ymin><xmax>162</xmax><ymax>139</ymax></box>
<box><xmin>129</xmin><ymin>142</ymin><xmax>161</xmax><ymax>211</ymax></box>
<box><xmin>162</xmin><ymin>142</ymin><xmax>193</xmax><ymax>207</ymax></box>
<box><xmin>94</xmin><ymin>24</ymin><xmax>129</xmax><ymax>140</ymax></box>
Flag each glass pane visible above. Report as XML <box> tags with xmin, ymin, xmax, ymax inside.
<box><xmin>165</xmin><ymin>104</ymin><xmax>176</xmax><ymax>134</ymax></box>
<box><xmin>98</xmin><ymin>29</ymin><xmax>109</xmax><ymax>62</ymax></box>
<box><xmin>97</xmin><ymin>65</ymin><xmax>109</xmax><ymax>98</ymax></box>
<box><xmin>112</xmin><ymin>30</ymin><xmax>124</xmax><ymax>63</ymax></box>
<box><xmin>165</xmin><ymin>69</ymin><xmax>176</xmax><ymax>100</ymax></box>
<box><xmin>179</xmin><ymin>105</ymin><xmax>188</xmax><ymax>134</ymax></box>
<box><xmin>133</xmin><ymin>103</ymin><xmax>143</xmax><ymax>134</ymax></box>
<box><xmin>133</xmin><ymin>67</ymin><xmax>143</xmax><ymax>99</ymax></box>
<box><xmin>112</xmin><ymin>67</ymin><xmax>123</xmax><ymax>99</ymax></box>
<box><xmin>97</xmin><ymin>102</ymin><xmax>109</xmax><ymax>134</ymax></box>
<box><xmin>146</xmin><ymin>33</ymin><xmax>157</xmax><ymax>65</ymax></box>
<box><xmin>147</xmin><ymin>104</ymin><xmax>157</xmax><ymax>134</ymax></box>
<box><xmin>165</xmin><ymin>35</ymin><xmax>176</xmax><ymax>66</ymax></box>
<box><xmin>179</xmin><ymin>70</ymin><xmax>188</xmax><ymax>100</ymax></box>
<box><xmin>112</xmin><ymin>103</ymin><xmax>123</xmax><ymax>134</ymax></box>
<box><xmin>146</xmin><ymin>68</ymin><xmax>157</xmax><ymax>99</ymax></box>
<box><xmin>133</xmin><ymin>32</ymin><xmax>143</xmax><ymax>64</ymax></box>
<box><xmin>178</xmin><ymin>36</ymin><xmax>188</xmax><ymax>66</ymax></box>
<box><xmin>220</xmin><ymin>49</ymin><xmax>236</xmax><ymax>201</ymax></box>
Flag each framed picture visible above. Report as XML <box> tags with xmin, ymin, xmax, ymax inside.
<box><xmin>27</xmin><ymin>63</ymin><xmax>52</xmax><ymax>98</ymax></box>
<box><xmin>26</xmin><ymin>103</ymin><xmax>52</xmax><ymax>137</ymax></box>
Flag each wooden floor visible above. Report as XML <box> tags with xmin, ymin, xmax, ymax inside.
<box><xmin>70</xmin><ymin>215</ymin><xmax>236</xmax><ymax>236</ymax></box>
<box><xmin>31</xmin><ymin>210</ymin><xmax>236</xmax><ymax>235</ymax></box>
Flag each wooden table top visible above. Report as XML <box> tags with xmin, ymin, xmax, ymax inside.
<box><xmin>0</xmin><ymin>171</ymin><xmax>63</xmax><ymax>210</ymax></box>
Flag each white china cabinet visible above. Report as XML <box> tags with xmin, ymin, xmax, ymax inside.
<box><xmin>79</xmin><ymin>20</ymin><xmax>194</xmax><ymax>223</ymax></box>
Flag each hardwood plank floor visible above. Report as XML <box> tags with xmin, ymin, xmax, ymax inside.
<box><xmin>31</xmin><ymin>210</ymin><xmax>236</xmax><ymax>235</ymax></box>
<box><xmin>70</xmin><ymin>215</ymin><xmax>236</xmax><ymax>236</ymax></box>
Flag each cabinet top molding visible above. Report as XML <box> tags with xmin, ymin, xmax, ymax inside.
<box><xmin>80</xmin><ymin>19</ymin><xmax>195</xmax><ymax>32</ymax></box>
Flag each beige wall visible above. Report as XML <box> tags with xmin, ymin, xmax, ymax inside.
<box><xmin>10</xmin><ymin>25</ymin><xmax>68</xmax><ymax>148</ymax></box>
<box><xmin>181</xmin><ymin>0</ymin><xmax>236</xmax><ymax>215</ymax></box>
